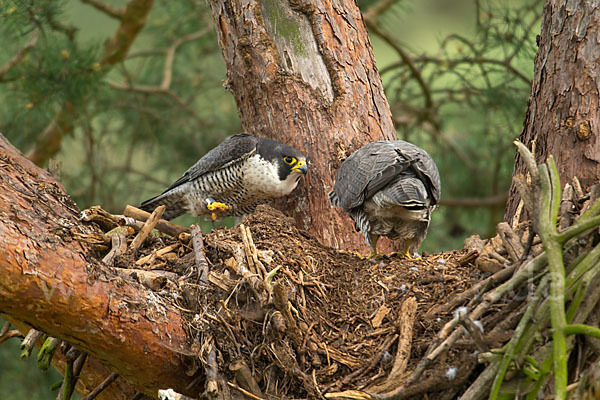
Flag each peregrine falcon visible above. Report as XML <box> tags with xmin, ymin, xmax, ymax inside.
<box><xmin>140</xmin><ymin>133</ymin><xmax>308</xmax><ymax>221</ymax></box>
<box><xmin>329</xmin><ymin>140</ymin><xmax>441</xmax><ymax>258</ymax></box>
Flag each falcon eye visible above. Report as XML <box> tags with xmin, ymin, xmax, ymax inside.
<box><xmin>283</xmin><ymin>156</ymin><xmax>296</xmax><ymax>165</ymax></box>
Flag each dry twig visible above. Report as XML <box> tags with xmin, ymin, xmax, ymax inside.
<box><xmin>123</xmin><ymin>205</ymin><xmax>189</xmax><ymax>238</ymax></box>
<box><xmin>129</xmin><ymin>205</ymin><xmax>165</xmax><ymax>252</ymax></box>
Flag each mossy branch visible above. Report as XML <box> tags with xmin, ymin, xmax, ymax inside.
<box><xmin>489</xmin><ymin>275</ymin><xmax>549</xmax><ymax>400</ymax></box>
<box><xmin>537</xmin><ymin>158</ymin><xmax>568</xmax><ymax>400</ymax></box>
<box><xmin>37</xmin><ymin>337</ymin><xmax>62</xmax><ymax>371</ymax></box>
<box><xmin>508</xmin><ymin>142</ymin><xmax>600</xmax><ymax>400</ymax></box>
<box><xmin>564</xmin><ymin>324</ymin><xmax>600</xmax><ymax>338</ymax></box>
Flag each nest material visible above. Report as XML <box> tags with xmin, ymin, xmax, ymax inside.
<box><xmin>84</xmin><ymin>203</ymin><xmax>487</xmax><ymax>399</ymax></box>
<box><xmin>189</xmin><ymin>206</ymin><xmax>481</xmax><ymax>396</ymax></box>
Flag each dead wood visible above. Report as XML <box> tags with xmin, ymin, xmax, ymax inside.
<box><xmin>423</xmin><ymin>265</ymin><xmax>515</xmax><ymax>319</ymax></box>
<box><xmin>81</xmin><ymin>205</ymin><xmax>142</xmax><ymax>233</ymax></box>
<box><xmin>123</xmin><ymin>204</ymin><xmax>189</xmax><ymax>238</ymax></box>
<box><xmin>203</xmin><ymin>340</ymin><xmax>219</xmax><ymax>397</ymax></box>
<box><xmin>129</xmin><ymin>205</ymin><xmax>165</xmax><ymax>252</ymax></box>
<box><xmin>20</xmin><ymin>328</ymin><xmax>43</xmax><ymax>359</ymax></box>
<box><xmin>6</xmin><ymin>130</ymin><xmax>600</xmax><ymax>399</ymax></box>
<box><xmin>191</xmin><ymin>224</ymin><xmax>210</xmax><ymax>283</ymax></box>
<box><xmin>456</xmin><ymin>308</ymin><xmax>488</xmax><ymax>353</ymax></box>
<box><xmin>367</xmin><ymin>297</ymin><xmax>416</xmax><ymax>394</ymax></box>
<box><xmin>496</xmin><ymin>222</ymin><xmax>524</xmax><ymax>262</ymax></box>
<box><xmin>228</xmin><ymin>359</ymin><xmax>263</xmax><ymax>398</ymax></box>
<box><xmin>0</xmin><ymin>321</ymin><xmax>22</xmax><ymax>344</ymax></box>
<box><xmin>457</xmin><ymin>364</ymin><xmax>497</xmax><ymax>400</ymax></box>
<box><xmin>102</xmin><ymin>233</ymin><xmax>128</xmax><ymax>266</ymax></box>
<box><xmin>80</xmin><ymin>372</ymin><xmax>119</xmax><ymax>400</ymax></box>
<box><xmin>115</xmin><ymin>269</ymin><xmax>175</xmax><ymax>291</ymax></box>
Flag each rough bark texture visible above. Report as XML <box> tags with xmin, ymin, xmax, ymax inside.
<box><xmin>207</xmin><ymin>0</ymin><xmax>396</xmax><ymax>252</ymax></box>
<box><xmin>0</xmin><ymin>135</ymin><xmax>197</xmax><ymax>397</ymax></box>
<box><xmin>506</xmin><ymin>0</ymin><xmax>600</xmax><ymax>225</ymax></box>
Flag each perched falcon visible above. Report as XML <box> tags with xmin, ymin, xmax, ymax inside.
<box><xmin>140</xmin><ymin>133</ymin><xmax>308</xmax><ymax>221</ymax></box>
<box><xmin>329</xmin><ymin>140</ymin><xmax>441</xmax><ymax>258</ymax></box>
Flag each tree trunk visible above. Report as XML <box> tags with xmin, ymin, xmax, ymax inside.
<box><xmin>0</xmin><ymin>135</ymin><xmax>197</xmax><ymax>398</ymax></box>
<box><xmin>505</xmin><ymin>0</ymin><xmax>600</xmax><ymax>225</ymax></box>
<box><xmin>207</xmin><ymin>0</ymin><xmax>396</xmax><ymax>252</ymax></box>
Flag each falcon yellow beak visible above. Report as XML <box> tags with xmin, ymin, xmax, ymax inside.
<box><xmin>292</xmin><ymin>159</ymin><xmax>308</xmax><ymax>174</ymax></box>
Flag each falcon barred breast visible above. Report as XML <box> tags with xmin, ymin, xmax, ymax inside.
<box><xmin>140</xmin><ymin>133</ymin><xmax>308</xmax><ymax>221</ymax></box>
<box><xmin>329</xmin><ymin>140</ymin><xmax>441</xmax><ymax>258</ymax></box>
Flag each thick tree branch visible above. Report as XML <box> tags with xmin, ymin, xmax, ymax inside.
<box><xmin>100</xmin><ymin>0</ymin><xmax>154</xmax><ymax>65</ymax></box>
<box><xmin>0</xmin><ymin>134</ymin><xmax>198</xmax><ymax>397</ymax></box>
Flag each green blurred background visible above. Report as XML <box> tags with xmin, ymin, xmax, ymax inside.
<box><xmin>0</xmin><ymin>0</ymin><xmax>541</xmax><ymax>397</ymax></box>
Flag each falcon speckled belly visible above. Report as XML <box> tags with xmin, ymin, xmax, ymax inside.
<box><xmin>329</xmin><ymin>140</ymin><xmax>441</xmax><ymax>258</ymax></box>
<box><xmin>140</xmin><ymin>133</ymin><xmax>308</xmax><ymax>221</ymax></box>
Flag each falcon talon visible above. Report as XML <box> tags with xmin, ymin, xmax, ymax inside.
<box><xmin>206</xmin><ymin>200</ymin><xmax>232</xmax><ymax>212</ymax></box>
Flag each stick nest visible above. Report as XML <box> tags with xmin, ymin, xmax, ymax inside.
<box><xmin>85</xmin><ymin>204</ymin><xmax>488</xmax><ymax>399</ymax></box>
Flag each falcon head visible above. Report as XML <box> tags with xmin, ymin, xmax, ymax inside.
<box><xmin>257</xmin><ymin>137</ymin><xmax>307</xmax><ymax>175</ymax></box>
<box><xmin>243</xmin><ymin>137</ymin><xmax>308</xmax><ymax>197</ymax></box>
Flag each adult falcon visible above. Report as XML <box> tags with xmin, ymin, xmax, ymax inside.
<box><xmin>140</xmin><ymin>133</ymin><xmax>308</xmax><ymax>221</ymax></box>
<box><xmin>329</xmin><ymin>140</ymin><xmax>441</xmax><ymax>259</ymax></box>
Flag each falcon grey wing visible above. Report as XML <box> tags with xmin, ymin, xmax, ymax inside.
<box><xmin>329</xmin><ymin>140</ymin><xmax>440</xmax><ymax>258</ymax></box>
<box><xmin>140</xmin><ymin>133</ymin><xmax>308</xmax><ymax>221</ymax></box>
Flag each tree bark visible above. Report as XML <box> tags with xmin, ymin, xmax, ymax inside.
<box><xmin>207</xmin><ymin>0</ymin><xmax>396</xmax><ymax>252</ymax></box>
<box><xmin>506</xmin><ymin>0</ymin><xmax>600</xmax><ymax>225</ymax></box>
<box><xmin>0</xmin><ymin>135</ymin><xmax>197</xmax><ymax>398</ymax></box>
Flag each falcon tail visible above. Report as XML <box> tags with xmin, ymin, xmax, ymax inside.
<box><xmin>139</xmin><ymin>191</ymin><xmax>187</xmax><ymax>221</ymax></box>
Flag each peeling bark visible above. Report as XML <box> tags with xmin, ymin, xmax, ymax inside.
<box><xmin>506</xmin><ymin>0</ymin><xmax>600</xmax><ymax>224</ymax></box>
<box><xmin>207</xmin><ymin>0</ymin><xmax>396</xmax><ymax>252</ymax></box>
<box><xmin>0</xmin><ymin>135</ymin><xmax>197</xmax><ymax>397</ymax></box>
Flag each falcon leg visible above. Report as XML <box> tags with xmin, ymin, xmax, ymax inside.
<box><xmin>367</xmin><ymin>234</ymin><xmax>380</xmax><ymax>259</ymax></box>
<box><xmin>206</xmin><ymin>198</ymin><xmax>232</xmax><ymax>221</ymax></box>
<box><xmin>401</xmin><ymin>239</ymin><xmax>419</xmax><ymax>259</ymax></box>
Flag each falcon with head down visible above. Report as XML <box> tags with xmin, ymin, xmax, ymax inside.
<box><xmin>329</xmin><ymin>140</ymin><xmax>441</xmax><ymax>259</ymax></box>
<box><xmin>140</xmin><ymin>133</ymin><xmax>308</xmax><ymax>221</ymax></box>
